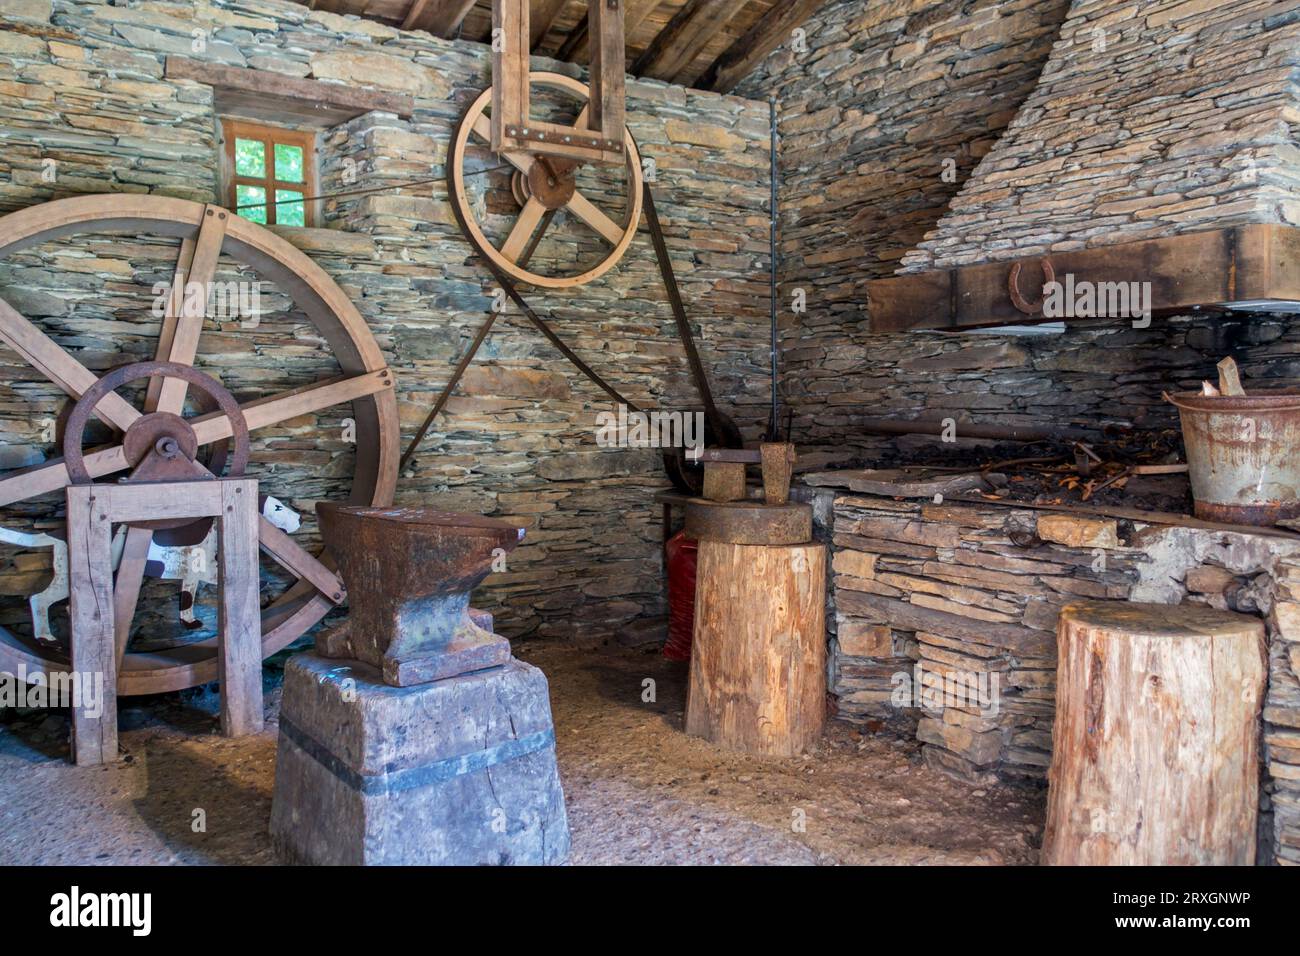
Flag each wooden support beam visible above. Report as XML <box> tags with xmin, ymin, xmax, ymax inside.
<box><xmin>560</xmin><ymin>0</ymin><xmax>658</xmax><ymax>63</ymax></box>
<box><xmin>699</xmin><ymin>0</ymin><xmax>826</xmax><ymax>93</ymax></box>
<box><xmin>403</xmin><ymin>0</ymin><xmax>478</xmax><ymax>37</ymax></box>
<box><xmin>587</xmin><ymin>0</ymin><xmax>626</xmax><ymax>136</ymax></box>
<box><xmin>631</xmin><ymin>0</ymin><xmax>742</xmax><ymax>82</ymax></box>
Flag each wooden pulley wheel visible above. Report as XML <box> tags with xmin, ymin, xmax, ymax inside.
<box><xmin>450</xmin><ymin>71</ymin><xmax>644</xmax><ymax>289</ymax></box>
<box><xmin>0</xmin><ymin>194</ymin><xmax>399</xmax><ymax>695</ymax></box>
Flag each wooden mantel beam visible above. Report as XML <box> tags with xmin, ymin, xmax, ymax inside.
<box><xmin>866</xmin><ymin>225</ymin><xmax>1300</xmax><ymax>333</ymax></box>
<box><xmin>402</xmin><ymin>0</ymin><xmax>478</xmax><ymax>37</ymax></box>
<box><xmin>631</xmin><ymin>0</ymin><xmax>743</xmax><ymax>82</ymax></box>
<box><xmin>699</xmin><ymin>0</ymin><xmax>827</xmax><ymax>93</ymax></box>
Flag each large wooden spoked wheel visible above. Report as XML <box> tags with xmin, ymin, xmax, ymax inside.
<box><xmin>450</xmin><ymin>71</ymin><xmax>643</xmax><ymax>289</ymax></box>
<box><xmin>0</xmin><ymin>194</ymin><xmax>399</xmax><ymax>695</ymax></box>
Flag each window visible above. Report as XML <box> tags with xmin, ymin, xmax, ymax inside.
<box><xmin>219</xmin><ymin>118</ymin><xmax>317</xmax><ymax>227</ymax></box>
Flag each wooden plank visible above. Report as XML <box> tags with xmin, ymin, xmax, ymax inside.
<box><xmin>587</xmin><ymin>0</ymin><xmax>626</xmax><ymax>136</ymax></box>
<box><xmin>491</xmin><ymin>0</ymin><xmax>532</xmax><ymax>155</ymax></box>
<box><xmin>154</xmin><ymin>204</ymin><xmax>229</xmax><ymax>414</ymax></box>
<box><xmin>699</xmin><ymin>0</ymin><xmax>826</xmax><ymax>93</ymax></box>
<box><xmin>559</xmin><ymin>0</ymin><xmax>658</xmax><ymax>63</ymax></box>
<box><xmin>403</xmin><ymin>0</ymin><xmax>478</xmax><ymax>36</ymax></box>
<box><xmin>165</xmin><ymin>57</ymin><xmax>415</xmax><ymax>121</ymax></box>
<box><xmin>867</xmin><ymin>225</ymin><xmax>1300</xmax><ymax>333</ymax></box>
<box><xmin>218</xmin><ymin>479</ymin><xmax>264</xmax><ymax>736</ymax></box>
<box><xmin>631</xmin><ymin>0</ymin><xmax>743</xmax><ymax>83</ymax></box>
<box><xmin>530</xmin><ymin>0</ymin><xmax>569</xmax><ymax>49</ymax></box>
<box><xmin>0</xmin><ymin>296</ymin><xmax>140</xmax><ymax>433</ymax></box>
<box><xmin>65</xmin><ymin>486</ymin><xmax>117</xmax><ymax>766</ymax></box>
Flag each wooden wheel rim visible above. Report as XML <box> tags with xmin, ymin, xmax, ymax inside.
<box><xmin>450</xmin><ymin>71</ymin><xmax>644</xmax><ymax>290</ymax></box>
<box><xmin>0</xmin><ymin>194</ymin><xmax>399</xmax><ymax>694</ymax></box>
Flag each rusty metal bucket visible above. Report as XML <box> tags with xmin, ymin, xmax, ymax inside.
<box><xmin>1166</xmin><ymin>390</ymin><xmax>1300</xmax><ymax>525</ymax></box>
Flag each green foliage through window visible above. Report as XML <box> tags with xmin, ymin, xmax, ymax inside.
<box><xmin>234</xmin><ymin>138</ymin><xmax>265</xmax><ymax>178</ymax></box>
<box><xmin>236</xmin><ymin>185</ymin><xmax>267</xmax><ymax>224</ymax></box>
<box><xmin>274</xmin><ymin>143</ymin><xmax>304</xmax><ymax>184</ymax></box>
<box><xmin>275</xmin><ymin>190</ymin><xmax>305</xmax><ymax>227</ymax></box>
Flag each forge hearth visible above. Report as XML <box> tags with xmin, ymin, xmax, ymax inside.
<box><xmin>796</xmin><ymin>471</ymin><xmax>1300</xmax><ymax>863</ymax></box>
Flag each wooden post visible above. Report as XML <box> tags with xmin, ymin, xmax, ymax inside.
<box><xmin>760</xmin><ymin>442</ymin><xmax>796</xmax><ymax>505</ymax></box>
<box><xmin>64</xmin><ymin>477</ymin><xmax>264</xmax><ymax>764</ymax></box>
<box><xmin>686</xmin><ymin>540</ymin><xmax>826</xmax><ymax>756</ymax></box>
<box><xmin>587</xmin><ymin>0</ymin><xmax>626</xmax><ymax>137</ymax></box>
<box><xmin>65</xmin><ymin>486</ymin><xmax>118</xmax><ymax>766</ymax></box>
<box><xmin>218</xmin><ymin>479</ymin><xmax>264</xmax><ymax>736</ymax></box>
<box><xmin>702</xmin><ymin>460</ymin><xmax>746</xmax><ymax>502</ymax></box>
<box><xmin>1043</xmin><ymin>601</ymin><xmax>1266</xmax><ymax>865</ymax></box>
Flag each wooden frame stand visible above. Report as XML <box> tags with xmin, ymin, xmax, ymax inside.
<box><xmin>65</xmin><ymin>478</ymin><xmax>263</xmax><ymax>766</ymax></box>
<box><xmin>491</xmin><ymin>0</ymin><xmax>626</xmax><ymax>165</ymax></box>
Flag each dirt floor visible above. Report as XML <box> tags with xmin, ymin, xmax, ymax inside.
<box><xmin>0</xmin><ymin>641</ymin><xmax>1045</xmax><ymax>865</ymax></box>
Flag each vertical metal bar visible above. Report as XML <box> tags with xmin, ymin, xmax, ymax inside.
<box><xmin>767</xmin><ymin>95</ymin><xmax>780</xmax><ymax>441</ymax></box>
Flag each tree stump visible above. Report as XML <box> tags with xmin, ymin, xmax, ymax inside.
<box><xmin>685</xmin><ymin>540</ymin><xmax>826</xmax><ymax>757</ymax></box>
<box><xmin>1043</xmin><ymin>600</ymin><xmax>1266</xmax><ymax>865</ymax></box>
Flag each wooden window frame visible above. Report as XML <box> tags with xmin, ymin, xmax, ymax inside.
<box><xmin>218</xmin><ymin>118</ymin><xmax>319</xmax><ymax>227</ymax></box>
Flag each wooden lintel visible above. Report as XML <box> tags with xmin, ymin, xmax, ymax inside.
<box><xmin>867</xmin><ymin>224</ymin><xmax>1300</xmax><ymax>333</ymax></box>
<box><xmin>165</xmin><ymin>57</ymin><xmax>415</xmax><ymax>127</ymax></box>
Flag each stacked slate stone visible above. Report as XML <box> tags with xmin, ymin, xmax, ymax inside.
<box><xmin>1267</xmin><ymin>557</ymin><xmax>1300</xmax><ymax>866</ymax></box>
<box><xmin>0</xmin><ymin>0</ymin><xmax>774</xmax><ymax>641</ymax></box>
<box><xmin>810</xmin><ymin>479</ymin><xmax>1300</xmax><ymax>863</ymax></box>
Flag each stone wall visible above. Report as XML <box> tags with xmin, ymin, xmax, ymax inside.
<box><xmin>736</xmin><ymin>0</ymin><xmax>1300</xmax><ymax>473</ymax></box>
<box><xmin>812</xmin><ymin>483</ymin><xmax>1300</xmax><ymax>863</ymax></box>
<box><xmin>901</xmin><ymin>0</ymin><xmax>1300</xmax><ymax>273</ymax></box>
<box><xmin>0</xmin><ymin>0</ymin><xmax>773</xmax><ymax>640</ymax></box>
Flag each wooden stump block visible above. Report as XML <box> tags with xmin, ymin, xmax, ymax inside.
<box><xmin>1043</xmin><ymin>600</ymin><xmax>1266</xmax><ymax>865</ymax></box>
<box><xmin>686</xmin><ymin>540</ymin><xmax>826</xmax><ymax>757</ymax></box>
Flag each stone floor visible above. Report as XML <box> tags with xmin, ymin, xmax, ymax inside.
<box><xmin>0</xmin><ymin>641</ymin><xmax>1045</xmax><ymax>865</ymax></box>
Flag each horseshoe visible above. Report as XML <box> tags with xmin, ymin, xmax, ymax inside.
<box><xmin>1008</xmin><ymin>258</ymin><xmax>1057</xmax><ymax>315</ymax></box>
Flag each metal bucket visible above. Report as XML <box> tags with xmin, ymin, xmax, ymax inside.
<box><xmin>1166</xmin><ymin>390</ymin><xmax>1300</xmax><ymax>525</ymax></box>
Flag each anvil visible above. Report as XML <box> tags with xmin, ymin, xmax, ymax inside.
<box><xmin>316</xmin><ymin>504</ymin><xmax>525</xmax><ymax>686</ymax></box>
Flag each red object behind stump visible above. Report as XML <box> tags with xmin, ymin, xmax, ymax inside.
<box><xmin>663</xmin><ymin>531</ymin><xmax>698</xmax><ymax>661</ymax></box>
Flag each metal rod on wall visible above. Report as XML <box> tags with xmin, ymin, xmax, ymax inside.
<box><xmin>766</xmin><ymin>95</ymin><xmax>780</xmax><ymax>442</ymax></box>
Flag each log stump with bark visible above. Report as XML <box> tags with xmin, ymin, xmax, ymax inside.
<box><xmin>685</xmin><ymin>540</ymin><xmax>826</xmax><ymax>757</ymax></box>
<box><xmin>1043</xmin><ymin>600</ymin><xmax>1266</xmax><ymax>865</ymax></box>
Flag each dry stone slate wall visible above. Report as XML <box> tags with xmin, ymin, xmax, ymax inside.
<box><xmin>0</xmin><ymin>0</ymin><xmax>774</xmax><ymax>640</ymax></box>
<box><xmin>738</xmin><ymin>0</ymin><xmax>1300</xmax><ymax>473</ymax></box>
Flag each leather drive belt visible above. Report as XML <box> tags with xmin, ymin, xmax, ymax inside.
<box><xmin>400</xmin><ymin>178</ymin><xmax>725</xmax><ymax>472</ymax></box>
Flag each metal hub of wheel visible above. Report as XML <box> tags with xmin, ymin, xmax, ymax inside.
<box><xmin>0</xmin><ymin>194</ymin><xmax>399</xmax><ymax>695</ymax></box>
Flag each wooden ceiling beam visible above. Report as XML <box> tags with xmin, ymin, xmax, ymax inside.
<box><xmin>630</xmin><ymin>0</ymin><xmax>743</xmax><ymax>83</ymax></box>
<box><xmin>531</xmin><ymin>0</ymin><xmax>569</xmax><ymax>49</ymax></box>
<box><xmin>402</xmin><ymin>0</ymin><xmax>478</xmax><ymax>37</ymax></box>
<box><xmin>558</xmin><ymin>0</ymin><xmax>659</xmax><ymax>64</ymax></box>
<box><xmin>699</xmin><ymin>0</ymin><xmax>826</xmax><ymax>93</ymax></box>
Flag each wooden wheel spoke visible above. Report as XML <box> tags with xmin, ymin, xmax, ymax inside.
<box><xmin>501</xmin><ymin>197</ymin><xmax>548</xmax><ymax>263</ymax></box>
<box><xmin>113</xmin><ymin>526</ymin><xmax>153</xmax><ymax>666</ymax></box>
<box><xmin>154</xmin><ymin>206</ymin><xmax>229</xmax><ymax>415</ymax></box>
<box><xmin>259</xmin><ymin>517</ymin><xmax>345</xmax><ymax>605</ymax></box>
<box><xmin>0</xmin><ymin>295</ymin><xmax>140</xmax><ymax>433</ymax></box>
<box><xmin>188</xmin><ymin>369</ymin><xmax>392</xmax><ymax>447</ymax></box>
<box><xmin>144</xmin><ymin>237</ymin><xmax>195</xmax><ymax>412</ymax></box>
<box><xmin>564</xmin><ymin>190</ymin><xmax>624</xmax><ymax>245</ymax></box>
<box><xmin>0</xmin><ymin>445</ymin><xmax>129</xmax><ymax>507</ymax></box>
<box><xmin>471</xmin><ymin>115</ymin><xmax>534</xmax><ymax>175</ymax></box>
